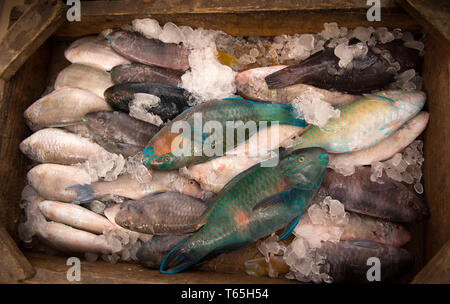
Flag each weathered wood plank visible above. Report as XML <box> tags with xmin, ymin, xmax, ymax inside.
<box><xmin>0</xmin><ymin>42</ymin><xmax>51</xmax><ymax>241</ymax></box>
<box><xmin>397</xmin><ymin>0</ymin><xmax>450</xmax><ymax>52</ymax></box>
<box><xmin>23</xmin><ymin>251</ymin><xmax>295</xmax><ymax>284</ymax></box>
<box><xmin>0</xmin><ymin>226</ymin><xmax>35</xmax><ymax>283</ymax></box>
<box><xmin>412</xmin><ymin>240</ymin><xmax>450</xmax><ymax>284</ymax></box>
<box><xmin>422</xmin><ymin>35</ymin><xmax>450</xmax><ymax>262</ymax></box>
<box><xmin>55</xmin><ymin>8</ymin><xmax>420</xmax><ymax>38</ymax></box>
<box><xmin>0</xmin><ymin>0</ymin><xmax>65</xmax><ymax>80</ymax></box>
<box><xmin>72</xmin><ymin>0</ymin><xmax>399</xmax><ymax>16</ymax></box>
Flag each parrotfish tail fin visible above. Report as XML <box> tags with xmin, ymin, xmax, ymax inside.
<box><xmin>261</xmin><ymin>103</ymin><xmax>307</xmax><ymax>128</ymax></box>
<box><xmin>264</xmin><ymin>66</ymin><xmax>296</xmax><ymax>89</ymax></box>
<box><xmin>279</xmin><ymin>213</ymin><xmax>303</xmax><ymax>240</ymax></box>
<box><xmin>66</xmin><ymin>184</ymin><xmax>95</xmax><ymax>203</ymax></box>
<box><xmin>160</xmin><ymin>236</ymin><xmax>211</xmax><ymax>274</ymax></box>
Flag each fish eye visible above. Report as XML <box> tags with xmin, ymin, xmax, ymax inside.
<box><xmin>298</xmin><ymin>156</ymin><xmax>305</xmax><ymax>163</ymax></box>
<box><xmin>163</xmin><ymin>156</ymin><xmax>171</xmax><ymax>162</ymax></box>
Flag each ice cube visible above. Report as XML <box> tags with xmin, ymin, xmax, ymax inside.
<box><xmin>350</xmin><ymin>26</ymin><xmax>374</xmax><ymax>42</ymax></box>
<box><xmin>132</xmin><ymin>18</ymin><xmax>162</xmax><ymax>39</ymax></box>
<box><xmin>392</xmin><ymin>153</ymin><xmax>402</xmax><ymax>166</ymax></box>
<box><xmin>320</xmin><ymin>23</ymin><xmax>341</xmax><ymax>40</ymax></box>
<box><xmin>414</xmin><ymin>182</ymin><xmax>423</xmax><ymax>194</ymax></box>
<box><xmin>374</xmin><ymin>27</ymin><xmax>395</xmax><ymax>43</ymax></box>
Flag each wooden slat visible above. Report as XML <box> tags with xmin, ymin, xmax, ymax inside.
<box><xmin>422</xmin><ymin>35</ymin><xmax>450</xmax><ymax>262</ymax></box>
<box><xmin>0</xmin><ymin>42</ymin><xmax>51</xmax><ymax>241</ymax></box>
<box><xmin>0</xmin><ymin>226</ymin><xmax>35</xmax><ymax>283</ymax></box>
<box><xmin>55</xmin><ymin>8</ymin><xmax>420</xmax><ymax>38</ymax></box>
<box><xmin>23</xmin><ymin>251</ymin><xmax>295</xmax><ymax>284</ymax></box>
<box><xmin>397</xmin><ymin>0</ymin><xmax>450</xmax><ymax>52</ymax></box>
<box><xmin>77</xmin><ymin>0</ymin><xmax>399</xmax><ymax>15</ymax></box>
<box><xmin>0</xmin><ymin>0</ymin><xmax>65</xmax><ymax>80</ymax></box>
<box><xmin>412</xmin><ymin>240</ymin><xmax>450</xmax><ymax>284</ymax></box>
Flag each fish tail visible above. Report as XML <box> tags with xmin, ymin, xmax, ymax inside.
<box><xmin>66</xmin><ymin>184</ymin><xmax>95</xmax><ymax>203</ymax></box>
<box><xmin>264</xmin><ymin>67</ymin><xmax>298</xmax><ymax>89</ymax></box>
<box><xmin>160</xmin><ymin>235</ymin><xmax>210</xmax><ymax>274</ymax></box>
<box><xmin>262</xmin><ymin>103</ymin><xmax>307</xmax><ymax>128</ymax></box>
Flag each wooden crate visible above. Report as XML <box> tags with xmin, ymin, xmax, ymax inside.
<box><xmin>0</xmin><ymin>0</ymin><xmax>448</xmax><ymax>284</ymax></box>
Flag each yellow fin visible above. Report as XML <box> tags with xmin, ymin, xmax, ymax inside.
<box><xmin>216</xmin><ymin>50</ymin><xmax>238</xmax><ymax>67</ymax></box>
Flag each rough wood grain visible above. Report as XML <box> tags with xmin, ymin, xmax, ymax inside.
<box><xmin>412</xmin><ymin>240</ymin><xmax>450</xmax><ymax>284</ymax></box>
<box><xmin>0</xmin><ymin>0</ymin><xmax>65</xmax><ymax>80</ymax></box>
<box><xmin>0</xmin><ymin>42</ymin><xmax>51</xmax><ymax>241</ymax></box>
<box><xmin>23</xmin><ymin>251</ymin><xmax>295</xmax><ymax>284</ymax></box>
<box><xmin>397</xmin><ymin>0</ymin><xmax>450</xmax><ymax>52</ymax></box>
<box><xmin>54</xmin><ymin>8</ymin><xmax>420</xmax><ymax>38</ymax></box>
<box><xmin>71</xmin><ymin>0</ymin><xmax>399</xmax><ymax>15</ymax></box>
<box><xmin>0</xmin><ymin>226</ymin><xmax>35</xmax><ymax>283</ymax></box>
<box><xmin>422</xmin><ymin>35</ymin><xmax>450</xmax><ymax>263</ymax></box>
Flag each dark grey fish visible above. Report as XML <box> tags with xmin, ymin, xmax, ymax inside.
<box><xmin>136</xmin><ymin>234</ymin><xmax>191</xmax><ymax>269</ymax></box>
<box><xmin>317</xmin><ymin>167</ymin><xmax>429</xmax><ymax>223</ymax></box>
<box><xmin>265</xmin><ymin>40</ymin><xmax>420</xmax><ymax>94</ymax></box>
<box><xmin>111</xmin><ymin>63</ymin><xmax>183</xmax><ymax>86</ymax></box>
<box><xmin>104</xmin><ymin>82</ymin><xmax>192</xmax><ymax>122</ymax></box>
<box><xmin>318</xmin><ymin>241</ymin><xmax>414</xmax><ymax>282</ymax></box>
<box><xmin>106</xmin><ymin>30</ymin><xmax>190</xmax><ymax>71</ymax></box>
<box><xmin>115</xmin><ymin>192</ymin><xmax>208</xmax><ymax>234</ymax></box>
<box><xmin>66</xmin><ymin>111</ymin><xmax>160</xmax><ymax>157</ymax></box>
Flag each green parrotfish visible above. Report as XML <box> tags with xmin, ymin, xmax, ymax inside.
<box><xmin>159</xmin><ymin>147</ymin><xmax>329</xmax><ymax>274</ymax></box>
<box><xmin>143</xmin><ymin>98</ymin><xmax>307</xmax><ymax>170</ymax></box>
<box><xmin>287</xmin><ymin>90</ymin><xmax>425</xmax><ymax>153</ymax></box>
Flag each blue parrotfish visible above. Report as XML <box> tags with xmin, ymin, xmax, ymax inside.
<box><xmin>143</xmin><ymin>98</ymin><xmax>307</xmax><ymax>170</ymax></box>
<box><xmin>159</xmin><ymin>147</ymin><xmax>329</xmax><ymax>274</ymax></box>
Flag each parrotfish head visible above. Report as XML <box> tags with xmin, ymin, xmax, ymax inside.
<box><xmin>279</xmin><ymin>147</ymin><xmax>329</xmax><ymax>190</ymax></box>
<box><xmin>369</xmin><ymin>90</ymin><xmax>426</xmax><ymax>118</ymax></box>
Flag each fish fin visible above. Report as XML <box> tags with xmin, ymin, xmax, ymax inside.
<box><xmin>264</xmin><ymin>67</ymin><xmax>293</xmax><ymax>89</ymax></box>
<box><xmin>362</xmin><ymin>181</ymin><xmax>398</xmax><ymax>192</ymax></box>
<box><xmin>363</xmin><ymin>93</ymin><xmax>394</xmax><ymax>103</ymax></box>
<box><xmin>160</xmin><ymin>236</ymin><xmax>208</xmax><ymax>274</ymax></box>
<box><xmin>279</xmin><ymin>213</ymin><xmax>303</xmax><ymax>240</ymax></box>
<box><xmin>351</xmin><ymin>240</ymin><xmax>381</xmax><ymax>249</ymax></box>
<box><xmin>252</xmin><ymin>190</ymin><xmax>291</xmax><ymax>213</ymax></box>
<box><xmin>48</xmin><ymin>118</ymin><xmax>89</xmax><ymax>128</ymax></box>
<box><xmin>66</xmin><ymin>184</ymin><xmax>95</xmax><ymax>203</ymax></box>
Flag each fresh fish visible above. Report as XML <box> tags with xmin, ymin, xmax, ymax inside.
<box><xmin>106</xmin><ymin>30</ymin><xmax>190</xmax><ymax>71</ymax></box>
<box><xmin>68</xmin><ymin>170</ymin><xmax>203</xmax><ymax>203</ymax></box>
<box><xmin>38</xmin><ymin>200</ymin><xmax>113</xmax><ymax>234</ymax></box>
<box><xmin>317</xmin><ymin>167</ymin><xmax>429</xmax><ymax>222</ymax></box>
<box><xmin>183</xmin><ymin>124</ymin><xmax>305</xmax><ymax>193</ymax></box>
<box><xmin>264</xmin><ymin>41</ymin><xmax>420</xmax><ymax>93</ymax></box>
<box><xmin>19</xmin><ymin>128</ymin><xmax>113</xmax><ymax>165</ymax></box>
<box><xmin>27</xmin><ymin>164</ymin><xmax>92</xmax><ymax>202</ymax></box>
<box><xmin>104</xmin><ymin>82</ymin><xmax>191</xmax><ymax>121</ymax></box>
<box><xmin>318</xmin><ymin>241</ymin><xmax>414</xmax><ymax>282</ymax></box>
<box><xmin>235</xmin><ymin>65</ymin><xmax>359</xmax><ymax>104</ymax></box>
<box><xmin>137</xmin><ymin>234</ymin><xmax>191</xmax><ymax>269</ymax></box>
<box><xmin>328</xmin><ymin>111</ymin><xmax>429</xmax><ymax>170</ymax></box>
<box><xmin>40</xmin><ymin>221</ymin><xmax>113</xmax><ymax>254</ymax></box>
<box><xmin>144</xmin><ymin>98</ymin><xmax>306</xmax><ymax>170</ymax></box>
<box><xmin>245</xmin><ymin>240</ymin><xmax>414</xmax><ymax>282</ymax></box>
<box><xmin>295</xmin><ymin>211</ymin><xmax>411</xmax><ymax>247</ymax></box>
<box><xmin>114</xmin><ymin>192</ymin><xmax>208</xmax><ymax>234</ymax></box>
<box><xmin>24</xmin><ymin>87</ymin><xmax>112</xmax><ymax>131</ymax></box>
<box><xmin>111</xmin><ymin>63</ymin><xmax>183</xmax><ymax>86</ymax></box>
<box><xmin>287</xmin><ymin>90</ymin><xmax>425</xmax><ymax>153</ymax></box>
<box><xmin>103</xmin><ymin>204</ymin><xmax>153</xmax><ymax>243</ymax></box>
<box><xmin>160</xmin><ymin>148</ymin><xmax>329</xmax><ymax>273</ymax></box>
<box><xmin>54</xmin><ymin>63</ymin><xmax>114</xmax><ymax>98</ymax></box>
<box><xmin>64</xmin><ymin>35</ymin><xmax>131</xmax><ymax>71</ymax></box>
<box><xmin>66</xmin><ymin>111</ymin><xmax>160</xmax><ymax>157</ymax></box>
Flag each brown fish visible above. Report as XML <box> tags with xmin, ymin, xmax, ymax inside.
<box><xmin>106</xmin><ymin>30</ymin><xmax>190</xmax><ymax>71</ymax></box>
<box><xmin>317</xmin><ymin>167</ymin><xmax>428</xmax><ymax>222</ymax></box>
<box><xmin>111</xmin><ymin>63</ymin><xmax>183</xmax><ymax>86</ymax></box>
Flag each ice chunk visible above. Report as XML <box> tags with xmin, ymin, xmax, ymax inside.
<box><xmin>129</xmin><ymin>93</ymin><xmax>164</xmax><ymax>126</ymax></box>
<box><xmin>350</xmin><ymin>26</ymin><xmax>374</xmax><ymax>42</ymax></box>
<box><xmin>159</xmin><ymin>22</ymin><xmax>184</xmax><ymax>44</ymax></box>
<box><xmin>334</xmin><ymin>42</ymin><xmax>368</xmax><ymax>68</ymax></box>
<box><xmin>181</xmin><ymin>46</ymin><xmax>237</xmax><ymax>103</ymax></box>
<box><xmin>320</xmin><ymin>23</ymin><xmax>341</xmax><ymax>40</ymax></box>
<box><xmin>291</xmin><ymin>88</ymin><xmax>340</xmax><ymax>127</ymax></box>
<box><xmin>132</xmin><ymin>18</ymin><xmax>162</xmax><ymax>39</ymax></box>
<box><xmin>258</xmin><ymin>234</ymin><xmax>286</xmax><ymax>262</ymax></box>
<box><xmin>374</xmin><ymin>27</ymin><xmax>395</xmax><ymax>43</ymax></box>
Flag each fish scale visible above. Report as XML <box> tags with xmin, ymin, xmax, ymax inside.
<box><xmin>160</xmin><ymin>148</ymin><xmax>328</xmax><ymax>273</ymax></box>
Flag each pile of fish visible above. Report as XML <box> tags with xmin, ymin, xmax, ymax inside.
<box><xmin>18</xmin><ymin>19</ymin><xmax>430</xmax><ymax>283</ymax></box>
